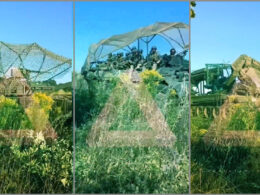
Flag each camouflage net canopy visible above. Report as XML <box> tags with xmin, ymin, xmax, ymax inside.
<box><xmin>0</xmin><ymin>41</ymin><xmax>72</xmax><ymax>82</ymax></box>
<box><xmin>82</xmin><ymin>22</ymin><xmax>189</xmax><ymax>72</ymax></box>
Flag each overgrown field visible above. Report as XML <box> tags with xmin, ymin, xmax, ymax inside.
<box><xmin>75</xmin><ymin>71</ymin><xmax>189</xmax><ymax>193</ymax></box>
<box><xmin>191</xmin><ymin>113</ymin><xmax>260</xmax><ymax>193</ymax></box>
<box><xmin>0</xmin><ymin>92</ymin><xmax>72</xmax><ymax>193</ymax></box>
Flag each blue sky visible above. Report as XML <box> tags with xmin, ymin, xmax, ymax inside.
<box><xmin>191</xmin><ymin>1</ymin><xmax>260</xmax><ymax>71</ymax></box>
<box><xmin>75</xmin><ymin>1</ymin><xmax>189</xmax><ymax>72</ymax></box>
<box><xmin>0</xmin><ymin>2</ymin><xmax>72</xmax><ymax>83</ymax></box>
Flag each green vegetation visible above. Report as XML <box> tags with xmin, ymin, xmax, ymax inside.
<box><xmin>108</xmin><ymin>97</ymin><xmax>153</xmax><ymax>131</ymax></box>
<box><xmin>25</xmin><ymin>93</ymin><xmax>54</xmax><ymax>131</ymax></box>
<box><xmin>190</xmin><ymin>1</ymin><xmax>196</xmax><ymax>18</ymax></box>
<box><xmin>140</xmin><ymin>69</ymin><xmax>164</xmax><ymax>97</ymax></box>
<box><xmin>0</xmin><ymin>96</ymin><xmax>32</xmax><ymax>130</ymax></box>
<box><xmin>31</xmin><ymin>80</ymin><xmax>72</xmax><ymax>94</ymax></box>
<box><xmin>75</xmin><ymin>71</ymin><xmax>189</xmax><ymax>193</ymax></box>
<box><xmin>76</xmin><ymin>146</ymin><xmax>188</xmax><ymax>193</ymax></box>
<box><xmin>191</xmin><ymin>113</ymin><xmax>260</xmax><ymax>193</ymax></box>
<box><xmin>0</xmin><ymin>139</ymin><xmax>72</xmax><ymax>193</ymax></box>
<box><xmin>227</xmin><ymin>102</ymin><xmax>260</xmax><ymax>130</ymax></box>
<box><xmin>0</xmin><ymin>92</ymin><xmax>72</xmax><ymax>193</ymax></box>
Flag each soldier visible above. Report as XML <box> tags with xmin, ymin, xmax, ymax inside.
<box><xmin>116</xmin><ymin>52</ymin><xmax>125</xmax><ymax>70</ymax></box>
<box><xmin>135</xmin><ymin>49</ymin><xmax>144</xmax><ymax>71</ymax></box>
<box><xmin>131</xmin><ymin>47</ymin><xmax>138</xmax><ymax>64</ymax></box>
<box><xmin>170</xmin><ymin>48</ymin><xmax>176</xmax><ymax>56</ymax></box>
<box><xmin>174</xmin><ymin>49</ymin><xmax>188</xmax><ymax>73</ymax></box>
<box><xmin>124</xmin><ymin>52</ymin><xmax>132</xmax><ymax>68</ymax></box>
<box><xmin>137</xmin><ymin>49</ymin><xmax>144</xmax><ymax>62</ymax></box>
<box><xmin>125</xmin><ymin>47</ymin><xmax>137</xmax><ymax>69</ymax></box>
<box><xmin>165</xmin><ymin>48</ymin><xmax>178</xmax><ymax>67</ymax></box>
<box><xmin>146</xmin><ymin>46</ymin><xmax>161</xmax><ymax>70</ymax></box>
<box><xmin>97</xmin><ymin>60</ymin><xmax>108</xmax><ymax>71</ymax></box>
<box><xmin>107</xmin><ymin>53</ymin><xmax>113</xmax><ymax>69</ymax></box>
<box><xmin>106</xmin><ymin>53</ymin><xmax>119</xmax><ymax>70</ymax></box>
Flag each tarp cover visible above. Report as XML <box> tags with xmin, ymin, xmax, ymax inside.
<box><xmin>0</xmin><ymin>41</ymin><xmax>72</xmax><ymax>82</ymax></box>
<box><xmin>82</xmin><ymin>22</ymin><xmax>189</xmax><ymax>72</ymax></box>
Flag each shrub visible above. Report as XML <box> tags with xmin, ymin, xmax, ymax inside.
<box><xmin>227</xmin><ymin>101</ymin><xmax>259</xmax><ymax>130</ymax></box>
<box><xmin>191</xmin><ymin>115</ymin><xmax>213</xmax><ymax>142</ymax></box>
<box><xmin>0</xmin><ymin>95</ymin><xmax>31</xmax><ymax>130</ymax></box>
<box><xmin>0</xmin><ymin>139</ymin><xmax>72</xmax><ymax>193</ymax></box>
<box><xmin>76</xmin><ymin>146</ymin><xmax>188</xmax><ymax>193</ymax></box>
<box><xmin>26</xmin><ymin>93</ymin><xmax>54</xmax><ymax>131</ymax></box>
<box><xmin>32</xmin><ymin>92</ymin><xmax>54</xmax><ymax>114</ymax></box>
<box><xmin>140</xmin><ymin>70</ymin><xmax>164</xmax><ymax>96</ymax></box>
<box><xmin>75</xmin><ymin>72</ymin><xmax>118</xmax><ymax>126</ymax></box>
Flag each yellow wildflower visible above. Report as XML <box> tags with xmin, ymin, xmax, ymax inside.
<box><xmin>32</xmin><ymin>92</ymin><xmax>54</xmax><ymax>113</ymax></box>
<box><xmin>199</xmin><ymin>129</ymin><xmax>208</xmax><ymax>136</ymax></box>
<box><xmin>0</xmin><ymin>95</ymin><xmax>17</xmax><ymax>107</ymax></box>
<box><xmin>140</xmin><ymin>70</ymin><xmax>163</xmax><ymax>81</ymax></box>
<box><xmin>170</xmin><ymin>89</ymin><xmax>177</xmax><ymax>97</ymax></box>
<box><xmin>61</xmin><ymin>178</ymin><xmax>68</xmax><ymax>187</ymax></box>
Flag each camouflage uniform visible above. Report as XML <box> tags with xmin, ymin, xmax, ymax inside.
<box><xmin>124</xmin><ymin>52</ymin><xmax>132</xmax><ymax>68</ymax></box>
<box><xmin>117</xmin><ymin>52</ymin><xmax>126</xmax><ymax>70</ymax></box>
<box><xmin>146</xmin><ymin>46</ymin><xmax>161</xmax><ymax>70</ymax></box>
<box><xmin>107</xmin><ymin>53</ymin><xmax>114</xmax><ymax>69</ymax></box>
<box><xmin>135</xmin><ymin>49</ymin><xmax>144</xmax><ymax>71</ymax></box>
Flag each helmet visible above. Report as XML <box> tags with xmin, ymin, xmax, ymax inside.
<box><xmin>170</xmin><ymin>48</ymin><xmax>176</xmax><ymax>55</ymax></box>
<box><xmin>151</xmin><ymin>46</ymin><xmax>157</xmax><ymax>50</ymax></box>
<box><xmin>131</xmin><ymin>46</ymin><xmax>137</xmax><ymax>51</ymax></box>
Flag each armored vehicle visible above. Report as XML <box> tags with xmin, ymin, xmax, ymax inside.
<box><xmin>81</xmin><ymin>22</ymin><xmax>190</xmax><ymax>97</ymax></box>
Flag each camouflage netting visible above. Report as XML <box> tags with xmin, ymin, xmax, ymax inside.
<box><xmin>82</xmin><ymin>22</ymin><xmax>189</xmax><ymax>72</ymax></box>
<box><xmin>204</xmin><ymin>55</ymin><xmax>260</xmax><ymax>146</ymax></box>
<box><xmin>0</xmin><ymin>41</ymin><xmax>72</xmax><ymax>82</ymax></box>
<box><xmin>81</xmin><ymin>22</ymin><xmax>189</xmax><ymax>98</ymax></box>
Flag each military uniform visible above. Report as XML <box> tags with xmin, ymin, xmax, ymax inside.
<box><xmin>146</xmin><ymin>46</ymin><xmax>161</xmax><ymax>70</ymax></box>
<box><xmin>116</xmin><ymin>53</ymin><xmax>126</xmax><ymax>70</ymax></box>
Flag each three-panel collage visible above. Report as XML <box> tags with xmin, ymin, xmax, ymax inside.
<box><xmin>0</xmin><ymin>1</ymin><xmax>259</xmax><ymax>194</ymax></box>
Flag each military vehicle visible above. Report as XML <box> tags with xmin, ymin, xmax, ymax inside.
<box><xmin>191</xmin><ymin>55</ymin><xmax>260</xmax><ymax>118</ymax></box>
<box><xmin>81</xmin><ymin>22</ymin><xmax>189</xmax><ymax>97</ymax></box>
<box><xmin>191</xmin><ymin>55</ymin><xmax>260</xmax><ymax>145</ymax></box>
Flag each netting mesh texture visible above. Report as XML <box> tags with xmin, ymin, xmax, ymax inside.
<box><xmin>0</xmin><ymin>41</ymin><xmax>72</xmax><ymax>82</ymax></box>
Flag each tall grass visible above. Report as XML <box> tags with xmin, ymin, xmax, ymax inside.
<box><xmin>75</xmin><ymin>71</ymin><xmax>189</xmax><ymax>193</ymax></box>
<box><xmin>191</xmin><ymin>113</ymin><xmax>260</xmax><ymax>193</ymax></box>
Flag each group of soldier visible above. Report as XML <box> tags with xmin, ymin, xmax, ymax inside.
<box><xmin>95</xmin><ymin>46</ymin><xmax>188</xmax><ymax>72</ymax></box>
